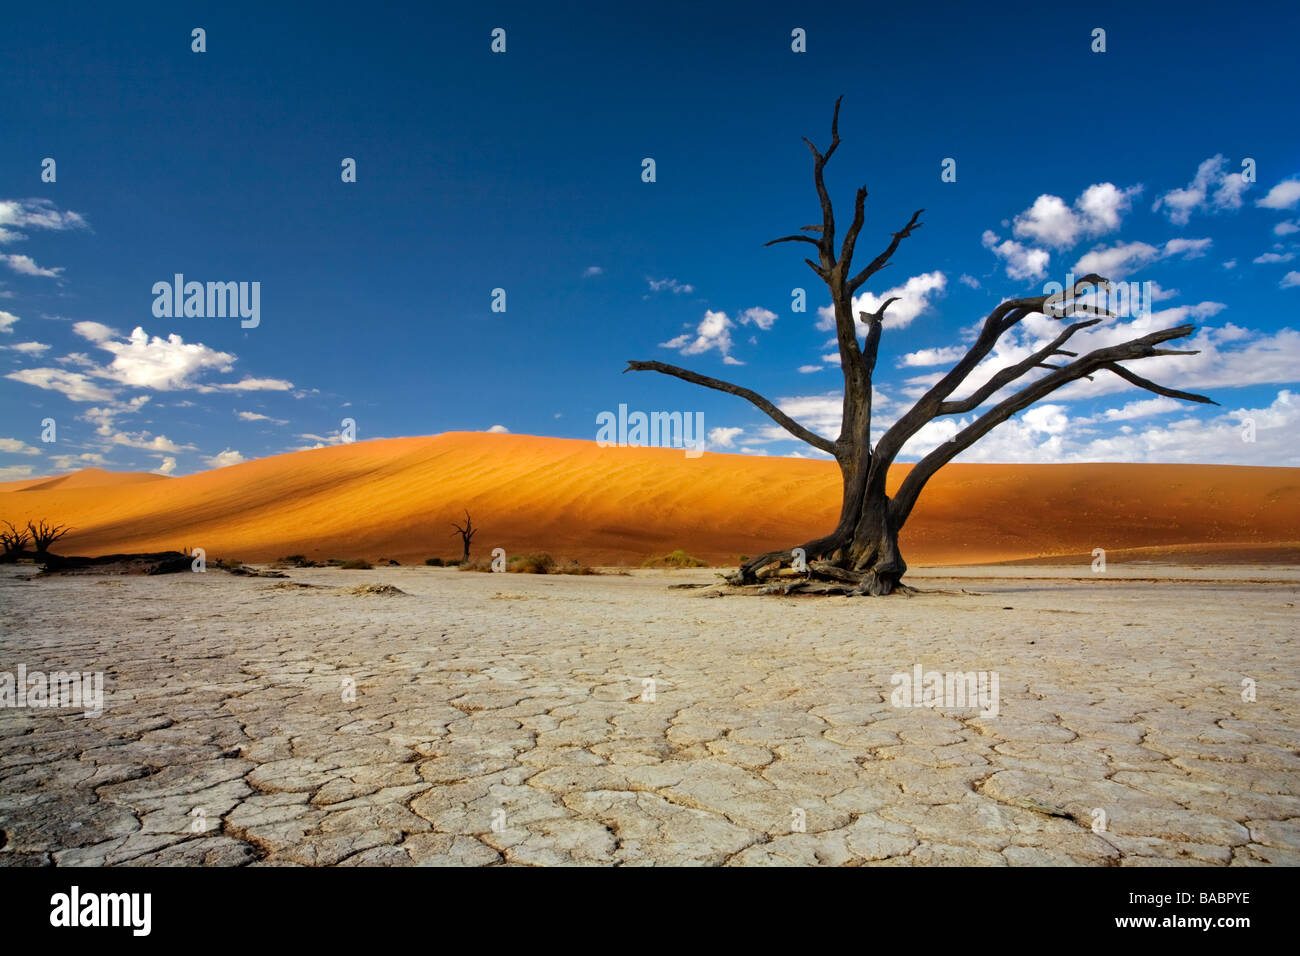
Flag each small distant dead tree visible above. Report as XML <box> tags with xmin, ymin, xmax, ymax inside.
<box><xmin>27</xmin><ymin>519</ymin><xmax>71</xmax><ymax>555</ymax></box>
<box><xmin>1</xmin><ymin>520</ymin><xmax>31</xmax><ymax>561</ymax></box>
<box><xmin>450</xmin><ymin>510</ymin><xmax>478</xmax><ymax>563</ymax></box>
<box><xmin>627</xmin><ymin>97</ymin><xmax>1215</xmax><ymax>595</ymax></box>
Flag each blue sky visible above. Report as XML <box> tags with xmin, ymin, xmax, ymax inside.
<box><xmin>2</xmin><ymin>0</ymin><xmax>1298</xmax><ymax>479</ymax></box>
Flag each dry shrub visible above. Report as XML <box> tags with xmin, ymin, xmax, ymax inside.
<box><xmin>457</xmin><ymin>552</ymin><xmax>598</xmax><ymax>575</ymax></box>
<box><xmin>641</xmin><ymin>549</ymin><xmax>708</xmax><ymax>569</ymax></box>
<box><xmin>508</xmin><ymin>552</ymin><xmax>556</xmax><ymax>574</ymax></box>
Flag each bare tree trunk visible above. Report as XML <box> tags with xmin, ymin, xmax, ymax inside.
<box><xmin>732</xmin><ymin>450</ymin><xmax>906</xmax><ymax>594</ymax></box>
<box><xmin>450</xmin><ymin>510</ymin><xmax>477</xmax><ymax>564</ymax></box>
<box><xmin>847</xmin><ymin>485</ymin><xmax>906</xmax><ymax>595</ymax></box>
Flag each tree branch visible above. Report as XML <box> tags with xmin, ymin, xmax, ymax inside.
<box><xmin>859</xmin><ymin>298</ymin><xmax>899</xmax><ymax>378</ymax></box>
<box><xmin>837</xmin><ymin>186</ymin><xmax>869</xmax><ymax>274</ymax></box>
<box><xmin>890</xmin><ymin>323</ymin><xmax>1215</xmax><ymax>525</ymax></box>
<box><xmin>624</xmin><ymin>359</ymin><xmax>836</xmax><ymax>454</ymax></box>
<box><xmin>936</xmin><ymin>318</ymin><xmax>1103</xmax><ymax>415</ymax></box>
<box><xmin>1103</xmin><ymin>361</ymin><xmax>1218</xmax><ymax>404</ymax></box>
<box><xmin>802</xmin><ymin>94</ymin><xmax>844</xmax><ymax>268</ymax></box>
<box><xmin>875</xmin><ymin>274</ymin><xmax>1109</xmax><ymax>463</ymax></box>
<box><xmin>846</xmin><ymin>209</ymin><xmax>925</xmax><ymax>294</ymax></box>
<box><xmin>764</xmin><ymin>234</ymin><xmax>823</xmax><ymax>249</ymax></box>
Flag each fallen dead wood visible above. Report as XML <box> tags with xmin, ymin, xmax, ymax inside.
<box><xmin>36</xmin><ymin>551</ymin><xmax>286</xmax><ymax>577</ymax></box>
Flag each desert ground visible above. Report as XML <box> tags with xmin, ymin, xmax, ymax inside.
<box><xmin>2</xmin><ymin>561</ymin><xmax>1297</xmax><ymax>866</ymax></box>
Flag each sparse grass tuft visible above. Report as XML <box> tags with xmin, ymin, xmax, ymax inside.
<box><xmin>508</xmin><ymin>552</ymin><xmax>556</xmax><ymax>574</ymax></box>
<box><xmin>456</xmin><ymin>552</ymin><xmax>598</xmax><ymax>575</ymax></box>
<box><xmin>425</xmin><ymin>557</ymin><xmax>445</xmax><ymax>567</ymax></box>
<box><xmin>271</xmin><ymin>554</ymin><xmax>324</xmax><ymax>569</ymax></box>
<box><xmin>338</xmin><ymin>558</ymin><xmax>373</xmax><ymax>570</ymax></box>
<box><xmin>642</xmin><ymin>549</ymin><xmax>708</xmax><ymax>569</ymax></box>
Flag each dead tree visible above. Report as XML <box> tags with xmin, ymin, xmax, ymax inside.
<box><xmin>626</xmin><ymin>98</ymin><xmax>1214</xmax><ymax>596</ymax></box>
<box><xmin>450</xmin><ymin>510</ymin><xmax>478</xmax><ymax>563</ymax></box>
<box><xmin>26</xmin><ymin>519</ymin><xmax>71</xmax><ymax>556</ymax></box>
<box><xmin>0</xmin><ymin>520</ymin><xmax>31</xmax><ymax>562</ymax></box>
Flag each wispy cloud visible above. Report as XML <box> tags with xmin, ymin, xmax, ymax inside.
<box><xmin>1153</xmin><ymin>155</ymin><xmax>1251</xmax><ymax>225</ymax></box>
<box><xmin>0</xmin><ymin>198</ymin><xmax>88</xmax><ymax>244</ymax></box>
<box><xmin>1073</xmin><ymin>237</ymin><xmax>1212</xmax><ymax>278</ymax></box>
<box><xmin>0</xmin><ymin>437</ymin><xmax>41</xmax><ymax>456</ymax></box>
<box><xmin>1</xmin><ymin>253</ymin><xmax>63</xmax><ymax>278</ymax></box>
<box><xmin>3</xmin><ymin>340</ymin><xmax>50</xmax><ymax>354</ymax></box>
<box><xmin>647</xmin><ymin>277</ymin><xmax>694</xmax><ymax>295</ymax></box>
<box><xmin>5</xmin><ymin>367</ymin><xmax>115</xmax><ymax>402</ymax></box>
<box><xmin>237</xmin><ymin>410</ymin><xmax>288</xmax><ymax>425</ymax></box>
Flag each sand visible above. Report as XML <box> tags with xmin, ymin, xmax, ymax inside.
<box><xmin>2</xmin><ymin>432</ymin><xmax>1299</xmax><ymax>567</ymax></box>
<box><xmin>1</xmin><ymin>562</ymin><xmax>1296</xmax><ymax>866</ymax></box>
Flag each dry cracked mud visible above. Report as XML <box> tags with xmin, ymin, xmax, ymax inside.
<box><xmin>1</xmin><ymin>563</ymin><xmax>1297</xmax><ymax>866</ymax></box>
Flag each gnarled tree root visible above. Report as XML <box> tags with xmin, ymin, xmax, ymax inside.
<box><xmin>724</xmin><ymin>542</ymin><xmax>912</xmax><ymax>597</ymax></box>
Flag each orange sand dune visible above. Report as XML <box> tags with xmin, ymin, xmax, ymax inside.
<box><xmin>0</xmin><ymin>467</ymin><xmax>166</xmax><ymax>493</ymax></box>
<box><xmin>2</xmin><ymin>432</ymin><xmax>1298</xmax><ymax>566</ymax></box>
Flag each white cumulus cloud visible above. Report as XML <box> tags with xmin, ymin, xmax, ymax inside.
<box><xmin>204</xmin><ymin>448</ymin><xmax>246</xmax><ymax>468</ymax></box>
<box><xmin>818</xmin><ymin>272</ymin><xmax>948</xmax><ymax>334</ymax></box>
<box><xmin>661</xmin><ymin>309</ymin><xmax>737</xmax><ymax>362</ymax></box>
<box><xmin>1256</xmin><ymin>179</ymin><xmax>1300</xmax><ymax>210</ymax></box>
<box><xmin>982</xmin><ymin>231</ymin><xmax>1050</xmax><ymax>280</ymax></box>
<box><xmin>1012</xmin><ymin>183</ymin><xmax>1141</xmax><ymax>249</ymax></box>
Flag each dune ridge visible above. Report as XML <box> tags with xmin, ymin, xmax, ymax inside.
<box><xmin>2</xmin><ymin>431</ymin><xmax>1297</xmax><ymax>566</ymax></box>
<box><xmin>0</xmin><ymin>467</ymin><xmax>167</xmax><ymax>493</ymax></box>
